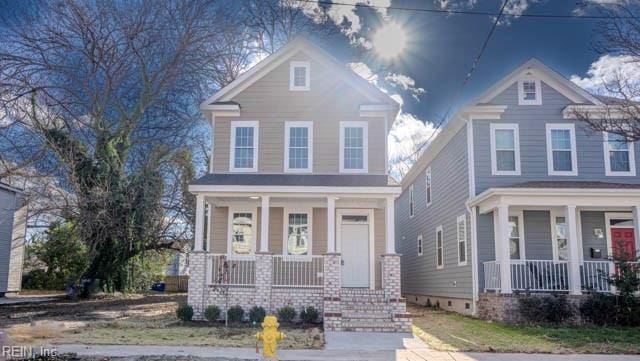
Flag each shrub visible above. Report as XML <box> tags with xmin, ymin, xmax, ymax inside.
<box><xmin>277</xmin><ymin>305</ymin><xmax>297</xmax><ymax>323</ymax></box>
<box><xmin>518</xmin><ymin>294</ymin><xmax>573</xmax><ymax>325</ymax></box>
<box><xmin>176</xmin><ymin>303</ymin><xmax>194</xmax><ymax>321</ymax></box>
<box><xmin>249</xmin><ymin>306</ymin><xmax>266</xmax><ymax>324</ymax></box>
<box><xmin>22</xmin><ymin>269</ymin><xmax>49</xmax><ymax>290</ymax></box>
<box><xmin>580</xmin><ymin>292</ymin><xmax>618</xmax><ymax>326</ymax></box>
<box><xmin>204</xmin><ymin>305</ymin><xmax>221</xmax><ymax>322</ymax></box>
<box><xmin>300</xmin><ymin>306</ymin><xmax>319</xmax><ymax>324</ymax></box>
<box><xmin>227</xmin><ymin>305</ymin><xmax>245</xmax><ymax>323</ymax></box>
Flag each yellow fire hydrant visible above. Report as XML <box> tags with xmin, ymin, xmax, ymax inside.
<box><xmin>255</xmin><ymin>315</ymin><xmax>286</xmax><ymax>359</ymax></box>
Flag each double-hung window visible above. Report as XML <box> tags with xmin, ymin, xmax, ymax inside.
<box><xmin>546</xmin><ymin>124</ymin><xmax>577</xmax><ymax>176</ymax></box>
<box><xmin>284</xmin><ymin>209</ymin><xmax>311</xmax><ymax>256</ymax></box>
<box><xmin>289</xmin><ymin>61</ymin><xmax>310</xmax><ymax>91</ymax></box>
<box><xmin>425</xmin><ymin>167</ymin><xmax>432</xmax><ymax>206</ymax></box>
<box><xmin>604</xmin><ymin>132</ymin><xmax>636</xmax><ymax>176</ymax></box>
<box><xmin>284</xmin><ymin>121</ymin><xmax>313</xmax><ymax>172</ymax></box>
<box><xmin>518</xmin><ymin>79</ymin><xmax>541</xmax><ymax>105</ymax></box>
<box><xmin>417</xmin><ymin>235</ymin><xmax>423</xmax><ymax>256</ymax></box>
<box><xmin>457</xmin><ymin>215</ymin><xmax>467</xmax><ymax>266</ymax></box>
<box><xmin>229</xmin><ymin>210</ymin><xmax>256</xmax><ymax>256</ymax></box>
<box><xmin>409</xmin><ymin>184</ymin><xmax>414</xmax><ymax>217</ymax></box>
<box><xmin>490</xmin><ymin>124</ymin><xmax>521</xmax><ymax>175</ymax></box>
<box><xmin>436</xmin><ymin>225</ymin><xmax>444</xmax><ymax>269</ymax></box>
<box><xmin>230</xmin><ymin>121</ymin><xmax>259</xmax><ymax>172</ymax></box>
<box><xmin>340</xmin><ymin>121</ymin><xmax>368</xmax><ymax>173</ymax></box>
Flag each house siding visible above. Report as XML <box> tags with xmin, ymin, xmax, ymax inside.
<box><xmin>0</xmin><ymin>189</ymin><xmax>26</xmax><ymax>293</ymax></box>
<box><xmin>580</xmin><ymin>211</ymin><xmax>608</xmax><ymax>260</ymax></box>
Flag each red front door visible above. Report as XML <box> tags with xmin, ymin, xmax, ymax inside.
<box><xmin>611</xmin><ymin>227</ymin><xmax>637</xmax><ymax>261</ymax></box>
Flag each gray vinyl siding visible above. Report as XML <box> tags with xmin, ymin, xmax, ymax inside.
<box><xmin>523</xmin><ymin>211</ymin><xmax>553</xmax><ymax>260</ymax></box>
<box><xmin>580</xmin><ymin>211</ymin><xmax>608</xmax><ymax>260</ymax></box>
<box><xmin>473</xmin><ymin>82</ymin><xmax>640</xmax><ymax>195</ymax></box>
<box><xmin>0</xmin><ymin>189</ymin><xmax>26</xmax><ymax>293</ymax></box>
<box><xmin>397</xmin><ymin>127</ymin><xmax>472</xmax><ymax>299</ymax></box>
<box><xmin>476</xmin><ymin>212</ymin><xmax>495</xmax><ymax>292</ymax></box>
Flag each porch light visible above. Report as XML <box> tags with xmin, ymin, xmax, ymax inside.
<box><xmin>249</xmin><ymin>196</ymin><xmax>260</xmax><ymax>200</ymax></box>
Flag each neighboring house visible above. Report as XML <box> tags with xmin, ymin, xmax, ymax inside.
<box><xmin>397</xmin><ymin>58</ymin><xmax>640</xmax><ymax>321</ymax></box>
<box><xmin>0</xmin><ymin>182</ymin><xmax>27</xmax><ymax>297</ymax></box>
<box><xmin>187</xmin><ymin>38</ymin><xmax>410</xmax><ymax>332</ymax></box>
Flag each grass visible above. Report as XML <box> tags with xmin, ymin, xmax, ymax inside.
<box><xmin>410</xmin><ymin>304</ymin><xmax>640</xmax><ymax>354</ymax></box>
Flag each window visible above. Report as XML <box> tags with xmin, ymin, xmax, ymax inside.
<box><xmin>284</xmin><ymin>122</ymin><xmax>313</xmax><ymax>172</ymax></box>
<box><xmin>230</xmin><ymin>121</ymin><xmax>259</xmax><ymax>172</ymax></box>
<box><xmin>229</xmin><ymin>211</ymin><xmax>255</xmax><ymax>255</ymax></box>
<box><xmin>604</xmin><ymin>132</ymin><xmax>636</xmax><ymax>176</ymax></box>
<box><xmin>490</xmin><ymin>124</ymin><xmax>521</xmax><ymax>175</ymax></box>
<box><xmin>518</xmin><ymin>79</ymin><xmax>541</xmax><ymax>105</ymax></box>
<box><xmin>546</xmin><ymin>124</ymin><xmax>577</xmax><ymax>176</ymax></box>
<box><xmin>289</xmin><ymin>61</ymin><xmax>310</xmax><ymax>91</ymax></box>
<box><xmin>436</xmin><ymin>226</ymin><xmax>444</xmax><ymax>269</ymax></box>
<box><xmin>284</xmin><ymin>210</ymin><xmax>311</xmax><ymax>256</ymax></box>
<box><xmin>425</xmin><ymin>167</ymin><xmax>432</xmax><ymax>206</ymax></box>
<box><xmin>417</xmin><ymin>234</ymin><xmax>423</xmax><ymax>256</ymax></box>
<box><xmin>340</xmin><ymin>121</ymin><xmax>368</xmax><ymax>173</ymax></box>
<box><xmin>457</xmin><ymin>215</ymin><xmax>467</xmax><ymax>265</ymax></box>
<box><xmin>508</xmin><ymin>214</ymin><xmax>525</xmax><ymax>260</ymax></box>
<box><xmin>409</xmin><ymin>184</ymin><xmax>414</xmax><ymax>217</ymax></box>
<box><xmin>552</xmin><ymin>215</ymin><xmax>569</xmax><ymax>261</ymax></box>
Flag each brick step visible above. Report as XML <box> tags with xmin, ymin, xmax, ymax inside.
<box><xmin>342</xmin><ymin>312</ymin><xmax>393</xmax><ymax>319</ymax></box>
<box><xmin>341</xmin><ymin>304</ymin><xmax>391</xmax><ymax>311</ymax></box>
<box><xmin>341</xmin><ymin>318</ymin><xmax>396</xmax><ymax>331</ymax></box>
<box><xmin>340</xmin><ymin>289</ymin><xmax>385</xmax><ymax>295</ymax></box>
<box><xmin>340</xmin><ymin>297</ymin><xmax>388</xmax><ymax>303</ymax></box>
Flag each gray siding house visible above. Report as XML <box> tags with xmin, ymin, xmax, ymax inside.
<box><xmin>0</xmin><ymin>182</ymin><xmax>27</xmax><ymax>296</ymax></box>
<box><xmin>398</xmin><ymin>58</ymin><xmax>640</xmax><ymax>319</ymax></box>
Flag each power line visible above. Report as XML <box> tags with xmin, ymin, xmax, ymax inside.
<box><xmin>295</xmin><ymin>0</ymin><xmax>638</xmax><ymax>20</ymax></box>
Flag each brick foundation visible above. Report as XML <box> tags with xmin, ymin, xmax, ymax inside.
<box><xmin>404</xmin><ymin>293</ymin><xmax>473</xmax><ymax>315</ymax></box>
<box><xmin>477</xmin><ymin>292</ymin><xmax>585</xmax><ymax>324</ymax></box>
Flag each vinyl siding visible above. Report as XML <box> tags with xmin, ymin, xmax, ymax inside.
<box><xmin>476</xmin><ymin>212</ymin><xmax>495</xmax><ymax>292</ymax></box>
<box><xmin>397</xmin><ymin>127</ymin><xmax>472</xmax><ymax>299</ymax></box>
<box><xmin>0</xmin><ymin>189</ymin><xmax>26</xmax><ymax>293</ymax></box>
<box><xmin>580</xmin><ymin>211</ymin><xmax>608</xmax><ymax>260</ymax></box>
<box><xmin>523</xmin><ymin>211</ymin><xmax>553</xmax><ymax>260</ymax></box>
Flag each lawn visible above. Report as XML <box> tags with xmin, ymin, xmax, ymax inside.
<box><xmin>410</xmin><ymin>304</ymin><xmax>640</xmax><ymax>354</ymax></box>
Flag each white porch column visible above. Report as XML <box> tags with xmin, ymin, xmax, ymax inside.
<box><xmin>496</xmin><ymin>204</ymin><xmax>512</xmax><ymax>294</ymax></box>
<box><xmin>194</xmin><ymin>194</ymin><xmax>205</xmax><ymax>251</ymax></box>
<box><xmin>633</xmin><ymin>206</ymin><xmax>640</xmax><ymax>254</ymax></box>
<box><xmin>566</xmin><ymin>205</ymin><xmax>582</xmax><ymax>295</ymax></box>
<box><xmin>386</xmin><ymin>196</ymin><xmax>396</xmax><ymax>254</ymax></box>
<box><xmin>327</xmin><ymin>196</ymin><xmax>336</xmax><ymax>253</ymax></box>
<box><xmin>260</xmin><ymin>196</ymin><xmax>270</xmax><ymax>253</ymax></box>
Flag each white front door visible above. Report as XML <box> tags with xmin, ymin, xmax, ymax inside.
<box><xmin>339</xmin><ymin>214</ymin><xmax>370</xmax><ymax>287</ymax></box>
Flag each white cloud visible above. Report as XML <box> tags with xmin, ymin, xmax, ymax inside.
<box><xmin>388</xmin><ymin>111</ymin><xmax>437</xmax><ymax>180</ymax></box>
<box><xmin>570</xmin><ymin>54</ymin><xmax>640</xmax><ymax>95</ymax></box>
<box><xmin>385</xmin><ymin>73</ymin><xmax>426</xmax><ymax>100</ymax></box>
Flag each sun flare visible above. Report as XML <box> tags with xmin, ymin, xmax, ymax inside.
<box><xmin>373</xmin><ymin>22</ymin><xmax>406</xmax><ymax>59</ymax></box>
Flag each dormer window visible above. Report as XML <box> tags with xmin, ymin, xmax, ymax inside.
<box><xmin>289</xmin><ymin>61</ymin><xmax>310</xmax><ymax>91</ymax></box>
<box><xmin>518</xmin><ymin>79</ymin><xmax>541</xmax><ymax>105</ymax></box>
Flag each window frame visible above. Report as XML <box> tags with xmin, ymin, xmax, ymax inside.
<box><xmin>545</xmin><ymin>123</ymin><xmax>578</xmax><ymax>176</ymax></box>
<box><xmin>457</xmin><ymin>215</ymin><xmax>467</xmax><ymax>266</ymax></box>
<box><xmin>284</xmin><ymin>121</ymin><xmax>313</xmax><ymax>173</ymax></box>
<box><xmin>417</xmin><ymin>234</ymin><xmax>423</xmax><ymax>256</ymax></box>
<box><xmin>508</xmin><ymin>211</ymin><xmax>526</xmax><ymax>261</ymax></box>
<box><xmin>603</xmin><ymin>131</ymin><xmax>636</xmax><ymax>177</ymax></box>
<box><xmin>490</xmin><ymin>123</ymin><xmax>521</xmax><ymax>176</ymax></box>
<box><xmin>518</xmin><ymin>78</ymin><xmax>542</xmax><ymax>105</ymax></box>
<box><xmin>425</xmin><ymin>167</ymin><xmax>432</xmax><ymax>207</ymax></box>
<box><xmin>550</xmin><ymin>211</ymin><xmax>569</xmax><ymax>263</ymax></box>
<box><xmin>339</xmin><ymin>121</ymin><xmax>368</xmax><ymax>173</ymax></box>
<box><xmin>409</xmin><ymin>184</ymin><xmax>414</xmax><ymax>218</ymax></box>
<box><xmin>227</xmin><ymin>206</ymin><xmax>258</xmax><ymax>258</ymax></box>
<box><xmin>289</xmin><ymin>61</ymin><xmax>310</xmax><ymax>91</ymax></box>
<box><xmin>282</xmin><ymin>206</ymin><xmax>313</xmax><ymax>258</ymax></box>
<box><xmin>436</xmin><ymin>225</ymin><xmax>444</xmax><ymax>269</ymax></box>
<box><xmin>229</xmin><ymin>121</ymin><xmax>259</xmax><ymax>172</ymax></box>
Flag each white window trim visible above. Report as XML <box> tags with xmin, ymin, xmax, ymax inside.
<box><xmin>550</xmin><ymin>210</ymin><xmax>569</xmax><ymax>263</ymax></box>
<box><xmin>284</xmin><ymin>121</ymin><xmax>313</xmax><ymax>173</ymax></box>
<box><xmin>436</xmin><ymin>225</ymin><xmax>444</xmax><ymax>269</ymax></box>
<box><xmin>339</xmin><ymin>121</ymin><xmax>368</xmax><ymax>173</ymax></box>
<box><xmin>518</xmin><ymin>78</ymin><xmax>542</xmax><ymax>105</ymax></box>
<box><xmin>409</xmin><ymin>184</ymin><xmax>414</xmax><ymax>218</ymax></box>
<box><xmin>546</xmin><ymin>123</ymin><xmax>578</xmax><ymax>176</ymax></box>
<box><xmin>282</xmin><ymin>206</ymin><xmax>313</xmax><ymax>259</ymax></box>
<box><xmin>417</xmin><ymin>234</ymin><xmax>423</xmax><ymax>256</ymax></box>
<box><xmin>603</xmin><ymin>132</ymin><xmax>636</xmax><ymax>177</ymax></box>
<box><xmin>457</xmin><ymin>215</ymin><xmax>468</xmax><ymax>266</ymax></box>
<box><xmin>229</xmin><ymin>120</ymin><xmax>259</xmax><ymax>172</ymax></box>
<box><xmin>425</xmin><ymin>167</ymin><xmax>432</xmax><ymax>207</ymax></box>
<box><xmin>510</xmin><ymin>210</ymin><xmax>526</xmax><ymax>261</ymax></box>
<box><xmin>289</xmin><ymin>61</ymin><xmax>310</xmax><ymax>91</ymax></box>
<box><xmin>227</xmin><ymin>206</ymin><xmax>258</xmax><ymax>259</ymax></box>
<box><xmin>490</xmin><ymin>123</ymin><xmax>521</xmax><ymax>176</ymax></box>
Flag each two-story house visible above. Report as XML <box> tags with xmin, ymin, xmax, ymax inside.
<box><xmin>187</xmin><ymin>38</ymin><xmax>411</xmax><ymax>332</ymax></box>
<box><xmin>397</xmin><ymin>58</ymin><xmax>640</xmax><ymax>321</ymax></box>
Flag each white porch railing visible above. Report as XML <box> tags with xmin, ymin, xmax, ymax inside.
<box><xmin>483</xmin><ymin>261</ymin><xmax>501</xmax><ymax>291</ymax></box>
<box><xmin>272</xmin><ymin>255</ymin><xmax>323</xmax><ymax>288</ymax></box>
<box><xmin>207</xmin><ymin>254</ymin><xmax>256</xmax><ymax>286</ymax></box>
<box><xmin>484</xmin><ymin>260</ymin><xmax>569</xmax><ymax>292</ymax></box>
<box><xmin>581</xmin><ymin>261</ymin><xmax>611</xmax><ymax>292</ymax></box>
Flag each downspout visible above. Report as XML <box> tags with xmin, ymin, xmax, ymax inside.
<box><xmin>465</xmin><ymin>116</ymin><xmax>479</xmax><ymax>316</ymax></box>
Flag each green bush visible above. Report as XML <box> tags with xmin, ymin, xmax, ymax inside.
<box><xmin>249</xmin><ymin>306</ymin><xmax>266</xmax><ymax>324</ymax></box>
<box><xmin>227</xmin><ymin>305</ymin><xmax>244</xmax><ymax>323</ymax></box>
<box><xmin>580</xmin><ymin>292</ymin><xmax>618</xmax><ymax>326</ymax></box>
<box><xmin>277</xmin><ymin>305</ymin><xmax>297</xmax><ymax>323</ymax></box>
<box><xmin>300</xmin><ymin>306</ymin><xmax>319</xmax><ymax>324</ymax></box>
<box><xmin>204</xmin><ymin>305</ymin><xmax>221</xmax><ymax>322</ymax></box>
<box><xmin>176</xmin><ymin>303</ymin><xmax>194</xmax><ymax>321</ymax></box>
<box><xmin>22</xmin><ymin>269</ymin><xmax>49</xmax><ymax>290</ymax></box>
<box><xmin>518</xmin><ymin>294</ymin><xmax>573</xmax><ymax>325</ymax></box>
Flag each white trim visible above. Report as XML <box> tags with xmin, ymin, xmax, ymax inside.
<box><xmin>490</xmin><ymin>123</ymin><xmax>521</xmax><ymax>176</ymax></box>
<box><xmin>509</xmin><ymin>210</ymin><xmax>526</xmax><ymax>260</ymax></box>
<box><xmin>469</xmin><ymin>206</ymin><xmax>479</xmax><ymax>315</ymax></box>
<box><xmin>209</xmin><ymin>115</ymin><xmax>216</xmax><ymax>173</ymax></box>
<box><xmin>229</xmin><ymin>121</ymin><xmax>259</xmax><ymax>172</ymax></box>
<box><xmin>457</xmin><ymin>215</ymin><xmax>468</xmax><ymax>266</ymax></box>
<box><xmin>550</xmin><ymin>210</ymin><xmax>569</xmax><ymax>262</ymax></box>
<box><xmin>284</xmin><ymin>121</ymin><xmax>313</xmax><ymax>173</ymax></box>
<box><xmin>409</xmin><ymin>184</ymin><xmax>414</xmax><ymax>218</ymax></box>
<box><xmin>336</xmin><ymin>208</ymin><xmax>375</xmax><ymax>289</ymax></box>
<box><xmin>425</xmin><ymin>167</ymin><xmax>432</xmax><ymax>207</ymax></box>
<box><xmin>518</xmin><ymin>79</ymin><xmax>542</xmax><ymax>105</ymax></box>
<box><xmin>546</xmin><ymin>123</ymin><xmax>578</xmax><ymax>176</ymax></box>
<box><xmin>604</xmin><ymin>212</ymin><xmax>636</xmax><ymax>260</ymax></box>
<box><xmin>466</xmin><ymin>117</ymin><xmax>476</xmax><ymax>198</ymax></box>
<box><xmin>436</xmin><ymin>225</ymin><xmax>444</xmax><ymax>269</ymax></box>
<box><xmin>227</xmin><ymin>206</ymin><xmax>258</xmax><ymax>258</ymax></box>
<box><xmin>289</xmin><ymin>61</ymin><xmax>310</xmax><ymax>91</ymax></box>
<box><xmin>417</xmin><ymin>234</ymin><xmax>423</xmax><ymax>256</ymax></box>
<box><xmin>282</xmin><ymin>206</ymin><xmax>313</xmax><ymax>258</ymax></box>
<box><xmin>339</xmin><ymin>121</ymin><xmax>369</xmax><ymax>173</ymax></box>
<box><xmin>206</xmin><ymin>202</ymin><xmax>212</xmax><ymax>251</ymax></box>
<box><xmin>603</xmin><ymin>132</ymin><xmax>636</xmax><ymax>177</ymax></box>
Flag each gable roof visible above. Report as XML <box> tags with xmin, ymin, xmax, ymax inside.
<box><xmin>0</xmin><ymin>181</ymin><xmax>25</xmax><ymax>194</ymax></box>
<box><xmin>200</xmin><ymin>37</ymin><xmax>399</xmax><ymax>111</ymax></box>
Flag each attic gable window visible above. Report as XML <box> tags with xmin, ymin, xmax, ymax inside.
<box><xmin>289</xmin><ymin>61</ymin><xmax>310</xmax><ymax>91</ymax></box>
<box><xmin>518</xmin><ymin>79</ymin><xmax>541</xmax><ymax>105</ymax></box>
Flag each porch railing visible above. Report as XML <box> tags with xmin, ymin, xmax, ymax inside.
<box><xmin>483</xmin><ymin>261</ymin><xmax>501</xmax><ymax>291</ymax></box>
<box><xmin>272</xmin><ymin>255</ymin><xmax>324</xmax><ymax>288</ymax></box>
<box><xmin>581</xmin><ymin>261</ymin><xmax>611</xmax><ymax>292</ymax></box>
<box><xmin>207</xmin><ymin>254</ymin><xmax>256</xmax><ymax>286</ymax></box>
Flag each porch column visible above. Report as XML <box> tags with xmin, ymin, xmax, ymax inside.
<box><xmin>566</xmin><ymin>205</ymin><xmax>582</xmax><ymax>295</ymax></box>
<box><xmin>633</xmin><ymin>206</ymin><xmax>640</xmax><ymax>253</ymax></box>
<box><xmin>260</xmin><ymin>196</ymin><xmax>270</xmax><ymax>253</ymax></box>
<box><xmin>327</xmin><ymin>196</ymin><xmax>336</xmax><ymax>253</ymax></box>
<box><xmin>386</xmin><ymin>196</ymin><xmax>396</xmax><ymax>254</ymax></box>
<box><xmin>194</xmin><ymin>194</ymin><xmax>205</xmax><ymax>252</ymax></box>
<box><xmin>495</xmin><ymin>204</ymin><xmax>512</xmax><ymax>294</ymax></box>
